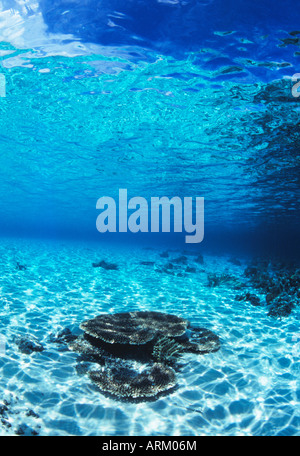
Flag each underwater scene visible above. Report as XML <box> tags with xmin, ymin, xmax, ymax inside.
<box><xmin>0</xmin><ymin>0</ymin><xmax>299</xmax><ymax>437</ymax></box>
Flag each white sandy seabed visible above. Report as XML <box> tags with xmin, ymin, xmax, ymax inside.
<box><xmin>0</xmin><ymin>237</ymin><xmax>299</xmax><ymax>436</ymax></box>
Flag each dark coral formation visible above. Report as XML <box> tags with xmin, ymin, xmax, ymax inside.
<box><xmin>154</xmin><ymin>251</ymin><xmax>205</xmax><ymax>277</ymax></box>
<box><xmin>178</xmin><ymin>327</ymin><xmax>221</xmax><ymax>354</ymax></box>
<box><xmin>159</xmin><ymin>251</ymin><xmax>169</xmax><ymax>258</ymax></box>
<box><xmin>15</xmin><ymin>423</ymin><xmax>40</xmax><ymax>436</ymax></box>
<box><xmin>13</xmin><ymin>336</ymin><xmax>44</xmax><ymax>354</ymax></box>
<box><xmin>0</xmin><ymin>401</ymin><xmax>10</xmax><ymax>431</ymax></box>
<box><xmin>229</xmin><ymin>257</ymin><xmax>241</xmax><ymax>266</ymax></box>
<box><xmin>80</xmin><ymin>311</ymin><xmax>189</xmax><ymax>345</ymax></box>
<box><xmin>235</xmin><ymin>292</ymin><xmax>261</xmax><ymax>307</ymax></box>
<box><xmin>195</xmin><ymin>254</ymin><xmax>204</xmax><ymax>265</ymax></box>
<box><xmin>49</xmin><ymin>327</ymin><xmax>77</xmax><ymax>344</ymax></box>
<box><xmin>92</xmin><ymin>260</ymin><xmax>118</xmax><ymax>270</ymax></box>
<box><xmin>152</xmin><ymin>336</ymin><xmax>183</xmax><ymax>363</ymax></box>
<box><xmin>267</xmin><ymin>292</ymin><xmax>295</xmax><ymax>318</ymax></box>
<box><xmin>69</xmin><ymin>311</ymin><xmax>220</xmax><ymax>401</ymax></box>
<box><xmin>69</xmin><ymin>333</ymin><xmax>110</xmax><ymax>360</ymax></box>
<box><xmin>89</xmin><ymin>363</ymin><xmax>177</xmax><ymax>399</ymax></box>
<box><xmin>151</xmin><ymin>327</ymin><xmax>220</xmax><ymax>360</ymax></box>
<box><xmin>156</xmin><ymin>262</ymin><xmax>175</xmax><ymax>275</ymax></box>
<box><xmin>207</xmin><ymin>272</ymin><xmax>231</xmax><ymax>287</ymax></box>
<box><xmin>172</xmin><ymin>256</ymin><xmax>188</xmax><ymax>264</ymax></box>
<box><xmin>186</xmin><ymin>266</ymin><xmax>196</xmax><ymax>273</ymax></box>
<box><xmin>244</xmin><ymin>259</ymin><xmax>300</xmax><ymax>318</ymax></box>
<box><xmin>1</xmin><ymin>394</ymin><xmax>41</xmax><ymax>435</ymax></box>
<box><xmin>207</xmin><ymin>272</ymin><xmax>243</xmax><ymax>289</ymax></box>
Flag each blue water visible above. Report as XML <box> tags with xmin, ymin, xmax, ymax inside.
<box><xmin>0</xmin><ymin>0</ymin><xmax>299</xmax><ymax>436</ymax></box>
